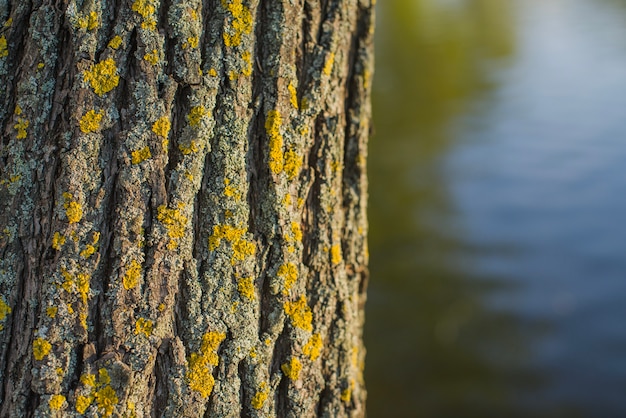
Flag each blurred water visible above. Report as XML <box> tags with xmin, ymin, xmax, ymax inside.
<box><xmin>366</xmin><ymin>0</ymin><xmax>626</xmax><ymax>416</ymax></box>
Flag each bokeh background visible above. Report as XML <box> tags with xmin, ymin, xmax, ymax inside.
<box><xmin>365</xmin><ymin>0</ymin><xmax>626</xmax><ymax>416</ymax></box>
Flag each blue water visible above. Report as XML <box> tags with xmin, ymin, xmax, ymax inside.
<box><xmin>367</xmin><ymin>0</ymin><xmax>626</xmax><ymax>416</ymax></box>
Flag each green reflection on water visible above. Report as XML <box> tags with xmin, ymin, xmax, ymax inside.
<box><xmin>365</xmin><ymin>1</ymin><xmax>561</xmax><ymax>416</ymax></box>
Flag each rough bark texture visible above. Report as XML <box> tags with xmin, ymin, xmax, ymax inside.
<box><xmin>0</xmin><ymin>0</ymin><xmax>373</xmax><ymax>416</ymax></box>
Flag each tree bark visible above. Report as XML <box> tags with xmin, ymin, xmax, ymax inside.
<box><xmin>0</xmin><ymin>0</ymin><xmax>373</xmax><ymax>416</ymax></box>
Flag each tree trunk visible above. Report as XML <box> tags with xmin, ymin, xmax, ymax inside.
<box><xmin>0</xmin><ymin>0</ymin><xmax>373</xmax><ymax>416</ymax></box>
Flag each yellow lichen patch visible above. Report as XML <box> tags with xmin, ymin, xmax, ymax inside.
<box><xmin>187</xmin><ymin>331</ymin><xmax>226</xmax><ymax>397</ymax></box>
<box><xmin>33</xmin><ymin>338</ymin><xmax>52</xmax><ymax>361</ymax></box>
<box><xmin>79</xmin><ymin>110</ymin><xmax>104</xmax><ymax>133</ymax></box>
<box><xmin>281</xmin><ymin>357</ymin><xmax>302</xmax><ymax>380</ymax></box>
<box><xmin>98</xmin><ymin>368</ymin><xmax>111</xmax><ymax>385</ymax></box>
<box><xmin>183</xmin><ymin>36</ymin><xmax>199</xmax><ymax>49</ymax></box>
<box><xmin>131</xmin><ymin>146</ymin><xmax>151</xmax><ymax>164</ymax></box>
<box><xmin>288</xmin><ymin>82</ymin><xmax>298</xmax><ymax>109</ymax></box>
<box><xmin>108</xmin><ymin>35</ymin><xmax>123</xmax><ymax>49</ymax></box>
<box><xmin>297</xmin><ymin>197</ymin><xmax>304</xmax><ymax>208</ymax></box>
<box><xmin>3</xmin><ymin>18</ymin><xmax>11</xmax><ymax>28</ymax></box>
<box><xmin>265</xmin><ymin>110</ymin><xmax>284</xmax><ymax>174</ymax></box>
<box><xmin>143</xmin><ymin>49</ymin><xmax>159</xmax><ymax>65</ymax></box>
<box><xmin>49</xmin><ymin>394</ymin><xmax>66</xmax><ymax>410</ymax></box>
<box><xmin>46</xmin><ymin>306</ymin><xmax>58</xmax><ymax>318</ymax></box>
<box><xmin>179</xmin><ymin>140</ymin><xmax>201</xmax><ymax>155</ymax></box>
<box><xmin>341</xmin><ymin>380</ymin><xmax>355</xmax><ymax>402</ymax></box>
<box><xmin>75</xmin><ymin>395</ymin><xmax>94</xmax><ymax>414</ymax></box>
<box><xmin>157</xmin><ymin>205</ymin><xmax>187</xmax><ymax>248</ymax></box>
<box><xmin>84</xmin><ymin>58</ymin><xmax>120</xmax><ymax>96</ymax></box>
<box><xmin>0</xmin><ymin>298</ymin><xmax>11</xmax><ymax>324</ymax></box>
<box><xmin>277</xmin><ymin>263</ymin><xmax>298</xmax><ymax>292</ymax></box>
<box><xmin>222</xmin><ymin>0</ymin><xmax>252</xmax><ymax>47</ymax></box>
<box><xmin>14</xmin><ymin>105</ymin><xmax>21</xmax><ymax>115</ymax></box>
<box><xmin>152</xmin><ymin>116</ymin><xmax>171</xmax><ymax>138</ymax></box>
<box><xmin>282</xmin><ymin>193</ymin><xmax>292</xmax><ymax>207</ymax></box>
<box><xmin>331</xmin><ymin>244</ymin><xmax>342</xmax><ymax>265</ymax></box>
<box><xmin>0</xmin><ymin>36</ymin><xmax>7</xmax><ymax>58</ymax></box>
<box><xmin>237</xmin><ymin>277</ymin><xmax>255</xmax><ymax>300</ymax></box>
<box><xmin>77</xmin><ymin>273</ymin><xmax>90</xmax><ymax>303</ymax></box>
<box><xmin>231</xmin><ymin>238</ymin><xmax>256</xmax><ymax>264</ymax></box>
<box><xmin>123</xmin><ymin>259</ymin><xmax>142</xmax><ymax>290</ymax></box>
<box><xmin>56</xmin><ymin>367</ymin><xmax>64</xmax><ymax>376</ymax></box>
<box><xmin>251</xmin><ymin>389</ymin><xmax>268</xmax><ymax>410</ymax></box>
<box><xmin>52</xmin><ymin>232</ymin><xmax>65</xmax><ymax>250</ymax></box>
<box><xmin>323</xmin><ymin>52</ymin><xmax>335</xmax><ymax>76</ymax></box>
<box><xmin>284</xmin><ymin>295</ymin><xmax>312</xmax><ymax>331</ymax></box>
<box><xmin>14</xmin><ymin>118</ymin><xmax>29</xmax><ymax>139</ymax></box>
<box><xmin>80</xmin><ymin>373</ymin><xmax>96</xmax><ymax>387</ymax></box>
<box><xmin>242</xmin><ymin>51</ymin><xmax>252</xmax><ymax>77</ymax></box>
<box><xmin>303</xmin><ymin>333</ymin><xmax>323</xmax><ymax>361</ymax></box>
<box><xmin>291</xmin><ymin>222</ymin><xmax>302</xmax><ymax>242</ymax></box>
<box><xmin>284</xmin><ymin>149</ymin><xmax>302</xmax><ymax>180</ymax></box>
<box><xmin>80</xmin><ymin>244</ymin><xmax>96</xmax><ymax>259</ymax></box>
<box><xmin>63</xmin><ymin>192</ymin><xmax>83</xmax><ymax>224</ymax></box>
<box><xmin>209</xmin><ymin>224</ymin><xmax>256</xmax><ymax>264</ymax></box>
<box><xmin>77</xmin><ymin>11</ymin><xmax>99</xmax><ymax>30</ymax></box>
<box><xmin>37</xmin><ymin>62</ymin><xmax>44</xmax><ymax>70</ymax></box>
<box><xmin>135</xmin><ymin>318</ymin><xmax>153</xmax><ymax>337</ymax></box>
<box><xmin>132</xmin><ymin>0</ymin><xmax>156</xmax><ymax>18</ymax></box>
<box><xmin>95</xmin><ymin>385</ymin><xmax>118</xmax><ymax>416</ymax></box>
<box><xmin>187</xmin><ymin>106</ymin><xmax>208</xmax><ymax>127</ymax></box>
<box><xmin>208</xmin><ymin>68</ymin><xmax>218</xmax><ymax>77</ymax></box>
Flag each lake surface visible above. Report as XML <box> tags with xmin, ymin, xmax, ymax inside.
<box><xmin>366</xmin><ymin>0</ymin><xmax>626</xmax><ymax>416</ymax></box>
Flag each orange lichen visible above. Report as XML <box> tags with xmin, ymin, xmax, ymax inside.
<box><xmin>281</xmin><ymin>357</ymin><xmax>302</xmax><ymax>380</ymax></box>
<box><xmin>222</xmin><ymin>0</ymin><xmax>252</xmax><ymax>47</ymax></box>
<box><xmin>123</xmin><ymin>259</ymin><xmax>141</xmax><ymax>290</ymax></box>
<box><xmin>135</xmin><ymin>318</ymin><xmax>153</xmax><ymax>337</ymax></box>
<box><xmin>265</xmin><ymin>110</ymin><xmax>283</xmax><ymax>174</ymax></box>
<box><xmin>131</xmin><ymin>146</ymin><xmax>151</xmax><ymax>164</ymax></box>
<box><xmin>33</xmin><ymin>338</ymin><xmax>52</xmax><ymax>361</ymax></box>
<box><xmin>237</xmin><ymin>277</ymin><xmax>255</xmax><ymax>300</ymax></box>
<box><xmin>84</xmin><ymin>58</ymin><xmax>120</xmax><ymax>96</ymax></box>
<box><xmin>187</xmin><ymin>331</ymin><xmax>226</xmax><ymax>397</ymax></box>
<box><xmin>303</xmin><ymin>333</ymin><xmax>323</xmax><ymax>360</ymax></box>
<box><xmin>284</xmin><ymin>295</ymin><xmax>312</xmax><ymax>331</ymax></box>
